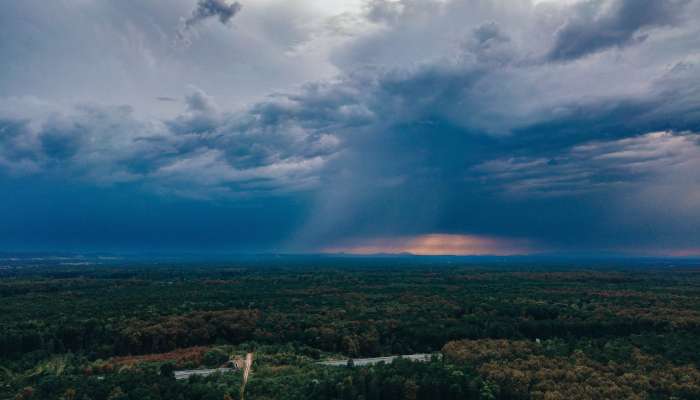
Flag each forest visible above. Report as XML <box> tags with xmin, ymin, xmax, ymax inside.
<box><xmin>1</xmin><ymin>255</ymin><xmax>700</xmax><ymax>399</ymax></box>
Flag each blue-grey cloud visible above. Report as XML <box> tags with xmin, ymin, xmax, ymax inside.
<box><xmin>547</xmin><ymin>0</ymin><xmax>691</xmax><ymax>62</ymax></box>
<box><xmin>1</xmin><ymin>0</ymin><xmax>699</xmax><ymax>253</ymax></box>
<box><xmin>188</xmin><ymin>0</ymin><xmax>242</xmax><ymax>25</ymax></box>
<box><xmin>0</xmin><ymin>119</ymin><xmax>38</xmax><ymax>175</ymax></box>
<box><xmin>0</xmin><ymin>88</ymin><xmax>340</xmax><ymax>199</ymax></box>
<box><xmin>178</xmin><ymin>0</ymin><xmax>243</xmax><ymax>43</ymax></box>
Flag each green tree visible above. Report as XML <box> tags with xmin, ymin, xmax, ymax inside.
<box><xmin>160</xmin><ymin>363</ymin><xmax>175</xmax><ymax>379</ymax></box>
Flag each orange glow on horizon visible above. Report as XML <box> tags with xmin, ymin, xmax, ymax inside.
<box><xmin>323</xmin><ymin>234</ymin><xmax>532</xmax><ymax>256</ymax></box>
<box><xmin>664</xmin><ymin>248</ymin><xmax>700</xmax><ymax>257</ymax></box>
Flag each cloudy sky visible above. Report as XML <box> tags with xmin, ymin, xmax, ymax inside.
<box><xmin>1</xmin><ymin>0</ymin><xmax>699</xmax><ymax>255</ymax></box>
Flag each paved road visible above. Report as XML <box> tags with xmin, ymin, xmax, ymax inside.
<box><xmin>174</xmin><ymin>368</ymin><xmax>234</xmax><ymax>380</ymax></box>
<box><xmin>318</xmin><ymin>353</ymin><xmax>438</xmax><ymax>367</ymax></box>
<box><xmin>174</xmin><ymin>353</ymin><xmax>436</xmax><ymax>380</ymax></box>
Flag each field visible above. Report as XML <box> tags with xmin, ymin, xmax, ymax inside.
<box><xmin>2</xmin><ymin>256</ymin><xmax>700</xmax><ymax>399</ymax></box>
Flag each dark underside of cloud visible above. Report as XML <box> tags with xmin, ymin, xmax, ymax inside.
<box><xmin>1</xmin><ymin>0</ymin><xmax>699</xmax><ymax>254</ymax></box>
<box><xmin>547</xmin><ymin>0</ymin><xmax>690</xmax><ymax>61</ymax></box>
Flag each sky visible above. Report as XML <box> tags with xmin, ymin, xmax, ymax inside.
<box><xmin>1</xmin><ymin>0</ymin><xmax>699</xmax><ymax>256</ymax></box>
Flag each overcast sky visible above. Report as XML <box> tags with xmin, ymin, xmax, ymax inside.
<box><xmin>1</xmin><ymin>0</ymin><xmax>699</xmax><ymax>255</ymax></box>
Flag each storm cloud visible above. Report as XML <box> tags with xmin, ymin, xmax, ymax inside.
<box><xmin>178</xmin><ymin>0</ymin><xmax>243</xmax><ymax>43</ymax></box>
<box><xmin>1</xmin><ymin>0</ymin><xmax>699</xmax><ymax>254</ymax></box>
<box><xmin>547</xmin><ymin>0</ymin><xmax>691</xmax><ymax>61</ymax></box>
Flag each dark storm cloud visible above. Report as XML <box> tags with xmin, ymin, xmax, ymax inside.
<box><xmin>0</xmin><ymin>88</ymin><xmax>340</xmax><ymax>198</ymax></box>
<box><xmin>0</xmin><ymin>119</ymin><xmax>39</xmax><ymax>174</ymax></box>
<box><xmin>178</xmin><ymin>0</ymin><xmax>242</xmax><ymax>43</ymax></box>
<box><xmin>277</xmin><ymin>7</ymin><xmax>700</xmax><ymax>250</ymax></box>
<box><xmin>39</xmin><ymin>119</ymin><xmax>87</xmax><ymax>160</ymax></box>
<box><xmin>168</xmin><ymin>87</ymin><xmax>221</xmax><ymax>134</ymax></box>
<box><xmin>1</xmin><ymin>0</ymin><xmax>700</xmax><ymax>253</ymax></box>
<box><xmin>471</xmin><ymin>132</ymin><xmax>700</xmax><ymax>197</ymax></box>
<box><xmin>547</xmin><ymin>0</ymin><xmax>691</xmax><ymax>62</ymax></box>
<box><xmin>190</xmin><ymin>0</ymin><xmax>242</xmax><ymax>25</ymax></box>
<box><xmin>185</xmin><ymin>0</ymin><xmax>242</xmax><ymax>27</ymax></box>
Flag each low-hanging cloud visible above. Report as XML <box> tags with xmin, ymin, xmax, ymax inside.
<box><xmin>547</xmin><ymin>0</ymin><xmax>690</xmax><ymax>62</ymax></box>
<box><xmin>0</xmin><ymin>87</ymin><xmax>340</xmax><ymax>198</ymax></box>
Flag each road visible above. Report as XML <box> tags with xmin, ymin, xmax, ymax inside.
<box><xmin>318</xmin><ymin>353</ymin><xmax>438</xmax><ymax>367</ymax></box>
<box><xmin>174</xmin><ymin>368</ymin><xmax>234</xmax><ymax>380</ymax></box>
<box><xmin>174</xmin><ymin>352</ymin><xmax>434</xmax><ymax>381</ymax></box>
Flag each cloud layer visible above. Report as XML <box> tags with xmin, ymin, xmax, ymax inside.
<box><xmin>1</xmin><ymin>0</ymin><xmax>699</xmax><ymax>254</ymax></box>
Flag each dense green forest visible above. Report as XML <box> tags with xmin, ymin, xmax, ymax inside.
<box><xmin>1</xmin><ymin>256</ymin><xmax>700</xmax><ymax>399</ymax></box>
